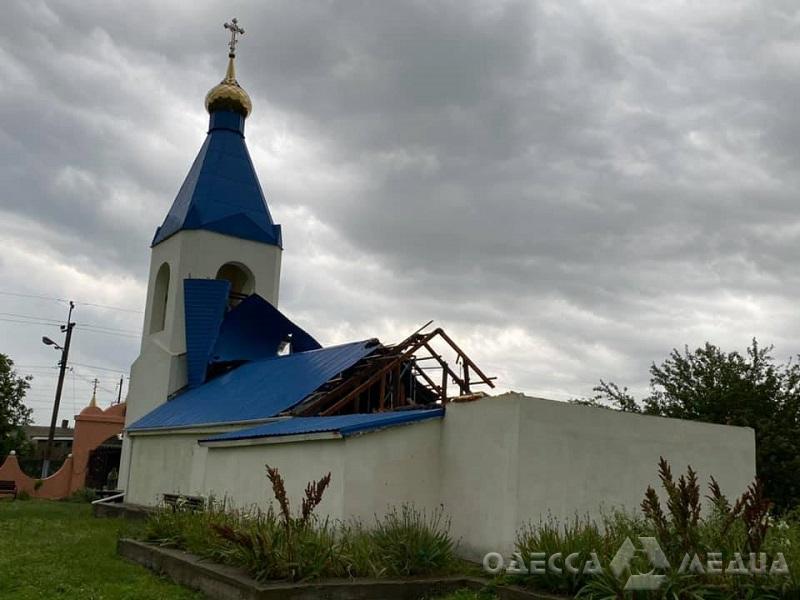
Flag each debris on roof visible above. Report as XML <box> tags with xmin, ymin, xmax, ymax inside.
<box><xmin>290</xmin><ymin>325</ymin><xmax>496</xmax><ymax>417</ymax></box>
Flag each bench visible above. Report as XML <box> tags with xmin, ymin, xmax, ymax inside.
<box><xmin>0</xmin><ymin>480</ymin><xmax>17</xmax><ymax>500</ymax></box>
<box><xmin>162</xmin><ymin>493</ymin><xmax>205</xmax><ymax>512</ymax></box>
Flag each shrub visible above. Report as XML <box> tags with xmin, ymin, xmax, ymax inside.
<box><xmin>370</xmin><ymin>504</ymin><xmax>457</xmax><ymax>577</ymax></box>
<box><xmin>516</xmin><ymin>514</ymin><xmax>614</xmax><ymax>594</ymax></box>
<box><xmin>16</xmin><ymin>489</ymin><xmax>31</xmax><ymax>501</ymax></box>
<box><xmin>138</xmin><ymin>468</ymin><xmax>459</xmax><ymax>583</ymax></box>
<box><xmin>513</xmin><ymin>459</ymin><xmax>800</xmax><ymax>599</ymax></box>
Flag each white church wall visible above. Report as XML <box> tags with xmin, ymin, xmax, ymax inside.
<box><xmin>122</xmin><ymin>393</ymin><xmax>755</xmax><ymax>566</ymax></box>
<box><xmin>439</xmin><ymin>395</ymin><xmax>523</xmax><ymax>560</ymax></box>
<box><xmin>163</xmin><ymin>230</ymin><xmax>282</xmax><ymax>355</ymax></box>
<box><xmin>125</xmin><ymin>433</ymin><xmax>206</xmax><ymax>506</ymax></box>
<box><xmin>440</xmin><ymin>393</ymin><xmax>756</xmax><ymax>560</ymax></box>
<box><xmin>203</xmin><ymin>439</ymin><xmax>348</xmax><ymax>517</ymax></box>
<box><xmin>341</xmin><ymin>419</ymin><xmax>442</xmax><ymax>521</ymax></box>
<box><xmin>198</xmin><ymin>419</ymin><xmax>443</xmax><ymax>519</ymax></box>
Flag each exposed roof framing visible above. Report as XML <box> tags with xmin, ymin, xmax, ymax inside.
<box><xmin>290</xmin><ymin>326</ymin><xmax>495</xmax><ymax>417</ymax></box>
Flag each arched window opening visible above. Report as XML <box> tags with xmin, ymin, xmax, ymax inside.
<box><xmin>149</xmin><ymin>262</ymin><xmax>170</xmax><ymax>333</ymax></box>
<box><xmin>216</xmin><ymin>262</ymin><xmax>255</xmax><ymax>306</ymax></box>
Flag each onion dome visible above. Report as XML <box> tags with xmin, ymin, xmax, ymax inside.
<box><xmin>205</xmin><ymin>54</ymin><xmax>252</xmax><ymax>118</ymax></box>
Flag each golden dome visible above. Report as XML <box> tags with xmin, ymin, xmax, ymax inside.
<box><xmin>205</xmin><ymin>55</ymin><xmax>252</xmax><ymax>118</ymax></box>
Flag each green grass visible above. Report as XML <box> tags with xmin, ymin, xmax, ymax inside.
<box><xmin>0</xmin><ymin>499</ymin><xmax>202</xmax><ymax>600</ymax></box>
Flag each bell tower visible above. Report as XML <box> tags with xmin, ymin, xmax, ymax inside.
<box><xmin>120</xmin><ymin>19</ymin><xmax>282</xmax><ymax>488</ymax></box>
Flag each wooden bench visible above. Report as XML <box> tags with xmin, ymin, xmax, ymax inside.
<box><xmin>162</xmin><ymin>493</ymin><xmax>205</xmax><ymax>512</ymax></box>
<box><xmin>0</xmin><ymin>480</ymin><xmax>17</xmax><ymax>500</ymax></box>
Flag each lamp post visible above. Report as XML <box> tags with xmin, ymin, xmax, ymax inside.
<box><xmin>41</xmin><ymin>301</ymin><xmax>75</xmax><ymax>478</ymax></box>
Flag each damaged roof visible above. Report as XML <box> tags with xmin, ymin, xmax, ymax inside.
<box><xmin>127</xmin><ymin>340</ymin><xmax>378</xmax><ymax>431</ymax></box>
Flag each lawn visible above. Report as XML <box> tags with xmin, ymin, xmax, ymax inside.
<box><xmin>0</xmin><ymin>499</ymin><xmax>202</xmax><ymax>600</ymax></box>
<box><xmin>0</xmin><ymin>499</ymin><xmax>490</xmax><ymax>600</ymax></box>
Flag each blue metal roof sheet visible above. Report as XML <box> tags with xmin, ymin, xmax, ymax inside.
<box><xmin>127</xmin><ymin>340</ymin><xmax>378</xmax><ymax>431</ymax></box>
<box><xmin>211</xmin><ymin>295</ymin><xmax>321</xmax><ymax>364</ymax></box>
<box><xmin>184</xmin><ymin>279</ymin><xmax>230</xmax><ymax>388</ymax></box>
<box><xmin>152</xmin><ymin>110</ymin><xmax>282</xmax><ymax>247</ymax></box>
<box><xmin>200</xmin><ymin>408</ymin><xmax>445</xmax><ymax>443</ymax></box>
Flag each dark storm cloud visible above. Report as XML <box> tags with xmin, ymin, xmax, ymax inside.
<box><xmin>2</xmin><ymin>0</ymin><xmax>800</xmax><ymax>422</ymax></box>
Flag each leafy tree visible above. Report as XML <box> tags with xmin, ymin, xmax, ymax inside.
<box><xmin>0</xmin><ymin>353</ymin><xmax>33</xmax><ymax>457</ymax></box>
<box><xmin>576</xmin><ymin>340</ymin><xmax>800</xmax><ymax>512</ymax></box>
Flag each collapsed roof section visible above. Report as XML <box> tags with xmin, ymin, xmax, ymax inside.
<box><xmin>128</xmin><ymin>282</ymin><xmax>495</xmax><ymax>433</ymax></box>
<box><xmin>127</xmin><ymin>340</ymin><xmax>379</xmax><ymax>431</ymax></box>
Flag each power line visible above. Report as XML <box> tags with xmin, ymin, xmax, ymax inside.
<box><xmin>0</xmin><ymin>317</ymin><xmax>139</xmax><ymax>339</ymax></box>
<box><xmin>0</xmin><ymin>313</ymin><xmax>139</xmax><ymax>336</ymax></box>
<box><xmin>0</xmin><ymin>290</ymin><xmax>143</xmax><ymax>314</ymax></box>
<box><xmin>69</xmin><ymin>362</ymin><xmax>128</xmax><ymax>374</ymax></box>
<box><xmin>75</xmin><ymin>326</ymin><xmax>139</xmax><ymax>339</ymax></box>
<box><xmin>80</xmin><ymin>323</ymin><xmax>140</xmax><ymax>334</ymax></box>
<box><xmin>0</xmin><ymin>317</ymin><xmax>62</xmax><ymax>327</ymax></box>
<box><xmin>0</xmin><ymin>311</ymin><xmax>63</xmax><ymax>324</ymax></box>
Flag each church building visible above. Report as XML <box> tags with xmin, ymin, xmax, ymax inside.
<box><xmin>118</xmin><ymin>21</ymin><xmax>757</xmax><ymax>559</ymax></box>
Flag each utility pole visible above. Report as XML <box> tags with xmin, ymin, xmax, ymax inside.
<box><xmin>116</xmin><ymin>375</ymin><xmax>124</xmax><ymax>404</ymax></box>
<box><xmin>41</xmin><ymin>301</ymin><xmax>76</xmax><ymax>478</ymax></box>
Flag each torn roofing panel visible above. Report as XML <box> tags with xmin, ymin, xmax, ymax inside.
<box><xmin>127</xmin><ymin>340</ymin><xmax>378</xmax><ymax>431</ymax></box>
<box><xmin>184</xmin><ymin>279</ymin><xmax>230</xmax><ymax>388</ymax></box>
<box><xmin>200</xmin><ymin>408</ymin><xmax>445</xmax><ymax>443</ymax></box>
<box><xmin>211</xmin><ymin>295</ymin><xmax>321</xmax><ymax>364</ymax></box>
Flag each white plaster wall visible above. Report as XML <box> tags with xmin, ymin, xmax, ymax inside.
<box><xmin>342</xmin><ymin>419</ymin><xmax>442</xmax><ymax>522</ymax></box>
<box><xmin>201</xmin><ymin>421</ymin><xmax>442</xmax><ymax>519</ymax></box>
<box><xmin>126</xmin><ymin>433</ymin><xmax>204</xmax><ymax>505</ymax></box>
<box><xmin>203</xmin><ymin>439</ymin><xmax>347</xmax><ymax>518</ymax></box>
<box><xmin>122</xmin><ymin>393</ymin><xmax>755</xmax><ymax>565</ymax></box>
<box><xmin>148</xmin><ymin>230</ymin><xmax>282</xmax><ymax>356</ymax></box>
<box><xmin>439</xmin><ymin>396</ymin><xmax>522</xmax><ymax>559</ymax></box>
<box><xmin>441</xmin><ymin>393</ymin><xmax>756</xmax><ymax>559</ymax></box>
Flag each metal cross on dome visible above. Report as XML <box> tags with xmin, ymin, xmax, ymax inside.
<box><xmin>224</xmin><ymin>18</ymin><xmax>245</xmax><ymax>56</ymax></box>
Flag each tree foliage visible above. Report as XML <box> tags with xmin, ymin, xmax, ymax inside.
<box><xmin>576</xmin><ymin>340</ymin><xmax>800</xmax><ymax>512</ymax></box>
<box><xmin>0</xmin><ymin>353</ymin><xmax>33</xmax><ymax>457</ymax></box>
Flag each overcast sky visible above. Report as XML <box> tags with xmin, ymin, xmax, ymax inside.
<box><xmin>1</xmin><ymin>1</ymin><xmax>799</xmax><ymax>425</ymax></box>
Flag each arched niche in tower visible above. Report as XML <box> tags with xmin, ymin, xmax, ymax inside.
<box><xmin>216</xmin><ymin>262</ymin><xmax>255</xmax><ymax>304</ymax></box>
<box><xmin>149</xmin><ymin>262</ymin><xmax>170</xmax><ymax>334</ymax></box>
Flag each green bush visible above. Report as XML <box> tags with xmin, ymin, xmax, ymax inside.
<box><xmin>513</xmin><ymin>459</ymin><xmax>800</xmax><ymax>599</ymax></box>
<box><xmin>139</xmin><ymin>469</ymin><xmax>459</xmax><ymax>583</ymax></box>
<box><xmin>370</xmin><ymin>504</ymin><xmax>456</xmax><ymax>577</ymax></box>
<box><xmin>16</xmin><ymin>489</ymin><xmax>31</xmax><ymax>501</ymax></box>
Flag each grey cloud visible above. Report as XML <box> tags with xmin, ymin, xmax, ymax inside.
<box><xmin>2</xmin><ymin>0</ymin><xmax>800</xmax><ymax>424</ymax></box>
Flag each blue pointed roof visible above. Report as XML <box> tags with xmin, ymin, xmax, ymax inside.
<box><xmin>152</xmin><ymin>110</ymin><xmax>282</xmax><ymax>247</ymax></box>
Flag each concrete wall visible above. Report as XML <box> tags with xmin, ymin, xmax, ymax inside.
<box><xmin>123</xmin><ymin>394</ymin><xmax>756</xmax><ymax>562</ymax></box>
<box><xmin>201</xmin><ymin>419</ymin><xmax>443</xmax><ymax>520</ymax></box>
<box><xmin>125</xmin><ymin>432</ymin><xmax>209</xmax><ymax>506</ymax></box>
<box><xmin>341</xmin><ymin>419</ymin><xmax>442</xmax><ymax>522</ymax></box>
<box><xmin>441</xmin><ymin>393</ymin><xmax>756</xmax><ymax>559</ymax></box>
<box><xmin>204</xmin><ymin>438</ymin><xmax>348</xmax><ymax>516</ymax></box>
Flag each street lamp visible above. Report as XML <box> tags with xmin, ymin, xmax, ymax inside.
<box><xmin>40</xmin><ymin>302</ymin><xmax>75</xmax><ymax>478</ymax></box>
<box><xmin>42</xmin><ymin>336</ymin><xmax>63</xmax><ymax>350</ymax></box>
